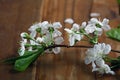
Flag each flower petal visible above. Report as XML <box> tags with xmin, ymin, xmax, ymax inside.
<box><xmin>53</xmin><ymin>47</ymin><xmax>61</xmax><ymax>54</ymax></box>
<box><xmin>53</xmin><ymin>30</ymin><xmax>62</xmax><ymax>37</ymax></box>
<box><xmin>69</xmin><ymin>35</ymin><xmax>75</xmax><ymax>46</ymax></box>
<box><xmin>103</xmin><ymin>44</ymin><xmax>111</xmax><ymax>54</ymax></box>
<box><xmin>71</xmin><ymin>23</ymin><xmax>80</xmax><ymax>31</ymax></box>
<box><xmin>64</xmin><ymin>28</ymin><xmax>72</xmax><ymax>33</ymax></box>
<box><xmin>54</xmin><ymin>37</ymin><xmax>64</xmax><ymax>44</ymax></box>
<box><xmin>85</xmin><ymin>24</ymin><xmax>96</xmax><ymax>34</ymax></box>
<box><xmin>81</xmin><ymin>22</ymin><xmax>87</xmax><ymax>28</ymax></box>
<box><xmin>75</xmin><ymin>34</ymin><xmax>81</xmax><ymax>41</ymax></box>
<box><xmin>64</xmin><ymin>18</ymin><xmax>74</xmax><ymax>24</ymax></box>
<box><xmin>53</xmin><ymin>22</ymin><xmax>62</xmax><ymax>28</ymax></box>
<box><xmin>85</xmin><ymin>57</ymin><xmax>92</xmax><ymax>64</ymax></box>
<box><xmin>95</xmin><ymin>58</ymin><xmax>105</xmax><ymax>67</ymax></box>
<box><xmin>30</xmin><ymin>31</ymin><xmax>37</xmax><ymax>38</ymax></box>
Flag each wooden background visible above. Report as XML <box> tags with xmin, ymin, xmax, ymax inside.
<box><xmin>0</xmin><ymin>0</ymin><xmax>120</xmax><ymax>80</ymax></box>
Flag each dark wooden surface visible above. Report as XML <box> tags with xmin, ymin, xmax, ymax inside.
<box><xmin>0</xmin><ymin>0</ymin><xmax>120</xmax><ymax>80</ymax></box>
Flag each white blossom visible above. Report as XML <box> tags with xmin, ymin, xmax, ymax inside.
<box><xmin>85</xmin><ymin>43</ymin><xmax>111</xmax><ymax>64</ymax></box>
<box><xmin>84</xmin><ymin>24</ymin><xmax>96</xmax><ymax>34</ymax></box>
<box><xmin>84</xmin><ymin>18</ymin><xmax>110</xmax><ymax>35</ymax></box>
<box><xmin>102</xmin><ymin>18</ymin><xmax>111</xmax><ymax>31</ymax></box>
<box><xmin>64</xmin><ymin>28</ymin><xmax>83</xmax><ymax>46</ymax></box>
<box><xmin>52</xmin><ymin>22</ymin><xmax>62</xmax><ymax>37</ymax></box>
<box><xmin>28</xmin><ymin>21</ymin><xmax>49</xmax><ymax>38</ymax></box>
<box><xmin>52</xmin><ymin>37</ymin><xmax>64</xmax><ymax>54</ymax></box>
<box><xmin>92</xmin><ymin>58</ymin><xmax>114</xmax><ymax>75</ymax></box>
<box><xmin>64</xmin><ymin>18</ymin><xmax>74</xmax><ymax>24</ymax></box>
<box><xmin>85</xmin><ymin>43</ymin><xmax>114</xmax><ymax>75</ymax></box>
<box><xmin>28</xmin><ymin>24</ymin><xmax>39</xmax><ymax>38</ymax></box>
<box><xmin>42</xmin><ymin>34</ymin><xmax>52</xmax><ymax>44</ymax></box>
<box><xmin>71</xmin><ymin>23</ymin><xmax>80</xmax><ymax>31</ymax></box>
<box><xmin>53</xmin><ymin>22</ymin><xmax>62</xmax><ymax>28</ymax></box>
<box><xmin>44</xmin><ymin>36</ymin><xmax>64</xmax><ymax>54</ymax></box>
<box><xmin>85</xmin><ymin>18</ymin><xmax>103</xmax><ymax>34</ymax></box>
<box><xmin>19</xmin><ymin>39</ymin><xmax>27</xmax><ymax>56</ymax></box>
<box><xmin>81</xmin><ymin>22</ymin><xmax>87</xmax><ymax>28</ymax></box>
<box><xmin>92</xmin><ymin>63</ymin><xmax>115</xmax><ymax>75</ymax></box>
<box><xmin>39</xmin><ymin>21</ymin><xmax>49</xmax><ymax>34</ymax></box>
<box><xmin>89</xmin><ymin>18</ymin><xmax>103</xmax><ymax>26</ymax></box>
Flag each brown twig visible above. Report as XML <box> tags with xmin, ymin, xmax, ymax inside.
<box><xmin>45</xmin><ymin>44</ymin><xmax>120</xmax><ymax>53</ymax></box>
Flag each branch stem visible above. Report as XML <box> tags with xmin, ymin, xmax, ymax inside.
<box><xmin>45</xmin><ymin>44</ymin><xmax>120</xmax><ymax>53</ymax></box>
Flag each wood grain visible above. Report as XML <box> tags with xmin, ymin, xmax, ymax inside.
<box><xmin>0</xmin><ymin>0</ymin><xmax>120</xmax><ymax>80</ymax></box>
<box><xmin>0</xmin><ymin>0</ymin><xmax>43</xmax><ymax>80</ymax></box>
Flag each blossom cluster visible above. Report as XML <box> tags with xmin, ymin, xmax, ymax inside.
<box><xmin>19</xmin><ymin>21</ymin><xmax>64</xmax><ymax>56</ymax></box>
<box><xmin>64</xmin><ymin>18</ymin><xmax>110</xmax><ymax>45</ymax></box>
<box><xmin>85</xmin><ymin>43</ymin><xmax>114</xmax><ymax>75</ymax></box>
<box><xmin>18</xmin><ymin>18</ymin><xmax>115</xmax><ymax>75</ymax></box>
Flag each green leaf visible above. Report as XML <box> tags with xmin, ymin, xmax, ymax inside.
<box><xmin>14</xmin><ymin>52</ymin><xmax>38</xmax><ymax>71</ymax></box>
<box><xmin>110</xmin><ymin>56</ymin><xmax>120</xmax><ymax>70</ymax></box>
<box><xmin>14</xmin><ymin>47</ymin><xmax>44</xmax><ymax>71</ymax></box>
<box><xmin>106</xmin><ymin>28</ymin><xmax>120</xmax><ymax>41</ymax></box>
<box><xmin>118</xmin><ymin>0</ymin><xmax>120</xmax><ymax>4</ymax></box>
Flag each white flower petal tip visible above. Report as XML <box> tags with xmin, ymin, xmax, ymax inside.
<box><xmin>64</xmin><ymin>18</ymin><xmax>74</xmax><ymax>24</ymax></box>
<box><xmin>90</xmin><ymin>13</ymin><xmax>100</xmax><ymax>17</ymax></box>
<box><xmin>64</xmin><ymin>28</ymin><xmax>72</xmax><ymax>33</ymax></box>
<box><xmin>53</xmin><ymin>47</ymin><xmax>61</xmax><ymax>54</ymax></box>
<box><xmin>41</xmin><ymin>21</ymin><xmax>49</xmax><ymax>27</ymax></box>
<box><xmin>53</xmin><ymin>22</ymin><xmax>62</xmax><ymax>28</ymax></box>
<box><xmin>20</xmin><ymin>32</ymin><xmax>29</xmax><ymax>38</ymax></box>
<box><xmin>72</xmin><ymin>23</ymin><xmax>80</xmax><ymax>31</ymax></box>
<box><xmin>81</xmin><ymin>22</ymin><xmax>87</xmax><ymax>28</ymax></box>
<box><xmin>36</xmin><ymin>37</ymin><xmax>43</xmax><ymax>43</ymax></box>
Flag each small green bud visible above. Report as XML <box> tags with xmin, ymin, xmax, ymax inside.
<box><xmin>20</xmin><ymin>32</ymin><xmax>31</xmax><ymax>39</ymax></box>
<box><xmin>90</xmin><ymin>36</ymin><xmax>98</xmax><ymax>44</ymax></box>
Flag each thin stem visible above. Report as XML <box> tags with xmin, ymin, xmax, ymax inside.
<box><xmin>45</xmin><ymin>44</ymin><xmax>120</xmax><ymax>53</ymax></box>
<box><xmin>111</xmin><ymin>49</ymin><xmax>120</xmax><ymax>53</ymax></box>
<box><xmin>45</xmin><ymin>45</ymin><xmax>92</xmax><ymax>49</ymax></box>
<box><xmin>84</xmin><ymin>33</ymin><xmax>92</xmax><ymax>39</ymax></box>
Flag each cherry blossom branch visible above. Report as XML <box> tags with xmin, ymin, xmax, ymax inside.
<box><xmin>45</xmin><ymin>44</ymin><xmax>120</xmax><ymax>53</ymax></box>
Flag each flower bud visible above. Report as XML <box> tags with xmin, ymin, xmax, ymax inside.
<box><xmin>20</xmin><ymin>32</ymin><xmax>31</xmax><ymax>39</ymax></box>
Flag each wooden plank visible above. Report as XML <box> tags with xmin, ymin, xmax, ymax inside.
<box><xmin>1</xmin><ymin>0</ymin><xmax>120</xmax><ymax>80</ymax></box>
<box><xmin>0</xmin><ymin>0</ymin><xmax>19</xmax><ymax>59</ymax></box>
<box><xmin>90</xmin><ymin>0</ymin><xmax>119</xmax><ymax>19</ymax></box>
<box><xmin>0</xmin><ymin>0</ymin><xmax>43</xmax><ymax>80</ymax></box>
<box><xmin>0</xmin><ymin>63</ymin><xmax>36</xmax><ymax>80</ymax></box>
